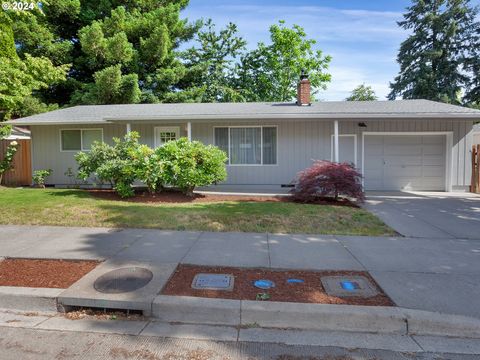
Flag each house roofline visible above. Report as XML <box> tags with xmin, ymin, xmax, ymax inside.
<box><xmin>7</xmin><ymin>113</ymin><xmax>479</xmax><ymax>126</ymax></box>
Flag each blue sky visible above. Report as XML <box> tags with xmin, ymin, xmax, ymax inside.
<box><xmin>183</xmin><ymin>0</ymin><xmax>479</xmax><ymax>101</ymax></box>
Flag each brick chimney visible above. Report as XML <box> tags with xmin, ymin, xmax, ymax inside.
<box><xmin>296</xmin><ymin>69</ymin><xmax>311</xmax><ymax>106</ymax></box>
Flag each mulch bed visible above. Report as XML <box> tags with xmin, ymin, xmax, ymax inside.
<box><xmin>88</xmin><ymin>189</ymin><xmax>357</xmax><ymax>207</ymax></box>
<box><xmin>162</xmin><ymin>264</ymin><xmax>393</xmax><ymax>306</ymax></box>
<box><xmin>0</xmin><ymin>258</ymin><xmax>100</xmax><ymax>288</ymax></box>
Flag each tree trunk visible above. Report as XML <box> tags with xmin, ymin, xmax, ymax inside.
<box><xmin>184</xmin><ymin>186</ymin><xmax>195</xmax><ymax>197</ymax></box>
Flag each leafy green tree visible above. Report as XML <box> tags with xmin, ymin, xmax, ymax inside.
<box><xmin>0</xmin><ymin>12</ymin><xmax>69</xmax><ymax>120</ymax></box>
<box><xmin>174</xmin><ymin>19</ymin><xmax>247</xmax><ymax>102</ymax></box>
<box><xmin>345</xmin><ymin>84</ymin><xmax>378</xmax><ymax>101</ymax></box>
<box><xmin>0</xmin><ymin>13</ymin><xmax>16</xmax><ymax>59</ymax></box>
<box><xmin>237</xmin><ymin>21</ymin><xmax>331</xmax><ymax>102</ymax></box>
<box><xmin>0</xmin><ymin>55</ymin><xmax>69</xmax><ymax>120</ymax></box>
<box><xmin>7</xmin><ymin>1</ymin><xmax>199</xmax><ymax>106</ymax></box>
<box><xmin>389</xmin><ymin>0</ymin><xmax>479</xmax><ymax>104</ymax></box>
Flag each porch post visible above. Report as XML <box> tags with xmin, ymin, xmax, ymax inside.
<box><xmin>334</xmin><ymin>120</ymin><xmax>339</xmax><ymax>162</ymax></box>
<box><xmin>187</xmin><ymin>121</ymin><xmax>192</xmax><ymax>141</ymax></box>
<box><xmin>126</xmin><ymin>123</ymin><xmax>131</xmax><ymax>134</ymax></box>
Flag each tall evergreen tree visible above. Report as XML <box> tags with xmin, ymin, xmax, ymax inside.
<box><xmin>6</xmin><ymin>1</ymin><xmax>199</xmax><ymax>106</ymax></box>
<box><xmin>389</xmin><ymin>0</ymin><xmax>479</xmax><ymax>104</ymax></box>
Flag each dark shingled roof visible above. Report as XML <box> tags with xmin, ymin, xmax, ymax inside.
<box><xmin>7</xmin><ymin>99</ymin><xmax>480</xmax><ymax>125</ymax></box>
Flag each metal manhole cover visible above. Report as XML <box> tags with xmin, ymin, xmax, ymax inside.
<box><xmin>94</xmin><ymin>267</ymin><xmax>153</xmax><ymax>294</ymax></box>
<box><xmin>192</xmin><ymin>273</ymin><xmax>234</xmax><ymax>291</ymax></box>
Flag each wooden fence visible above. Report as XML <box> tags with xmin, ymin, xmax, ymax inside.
<box><xmin>472</xmin><ymin>144</ymin><xmax>480</xmax><ymax>193</ymax></box>
<box><xmin>0</xmin><ymin>139</ymin><xmax>32</xmax><ymax>186</ymax></box>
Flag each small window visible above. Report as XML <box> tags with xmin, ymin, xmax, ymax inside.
<box><xmin>61</xmin><ymin>129</ymin><xmax>103</xmax><ymax>151</ymax></box>
<box><xmin>154</xmin><ymin>127</ymin><xmax>180</xmax><ymax>147</ymax></box>
<box><xmin>214</xmin><ymin>126</ymin><xmax>277</xmax><ymax>165</ymax></box>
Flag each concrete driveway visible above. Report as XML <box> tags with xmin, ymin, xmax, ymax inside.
<box><xmin>364</xmin><ymin>191</ymin><xmax>480</xmax><ymax>239</ymax></box>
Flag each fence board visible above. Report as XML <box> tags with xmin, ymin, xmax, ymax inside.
<box><xmin>0</xmin><ymin>139</ymin><xmax>32</xmax><ymax>186</ymax></box>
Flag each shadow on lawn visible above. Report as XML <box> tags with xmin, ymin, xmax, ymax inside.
<box><xmin>45</xmin><ymin>189</ymin><xmax>95</xmax><ymax>199</ymax></box>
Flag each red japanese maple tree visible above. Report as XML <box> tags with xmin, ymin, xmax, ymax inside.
<box><xmin>291</xmin><ymin>160</ymin><xmax>365</xmax><ymax>202</ymax></box>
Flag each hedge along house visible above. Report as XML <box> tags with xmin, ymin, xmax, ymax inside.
<box><xmin>7</xmin><ymin>76</ymin><xmax>480</xmax><ymax>193</ymax></box>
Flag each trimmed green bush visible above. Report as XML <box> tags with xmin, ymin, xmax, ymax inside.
<box><xmin>132</xmin><ymin>144</ymin><xmax>164</xmax><ymax>194</ymax></box>
<box><xmin>75</xmin><ymin>133</ymin><xmax>227</xmax><ymax>198</ymax></box>
<box><xmin>75</xmin><ymin>132</ymin><xmax>140</xmax><ymax>198</ymax></box>
<box><xmin>32</xmin><ymin>169</ymin><xmax>52</xmax><ymax>188</ymax></box>
<box><xmin>157</xmin><ymin>138</ymin><xmax>228</xmax><ymax>196</ymax></box>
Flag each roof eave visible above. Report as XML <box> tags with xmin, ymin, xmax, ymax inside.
<box><xmin>106</xmin><ymin>113</ymin><xmax>480</xmax><ymax>121</ymax></box>
<box><xmin>5</xmin><ymin>112</ymin><xmax>479</xmax><ymax>125</ymax></box>
<box><xmin>4</xmin><ymin>120</ymin><xmax>110</xmax><ymax>126</ymax></box>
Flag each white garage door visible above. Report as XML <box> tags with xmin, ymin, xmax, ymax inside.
<box><xmin>364</xmin><ymin>134</ymin><xmax>446</xmax><ymax>191</ymax></box>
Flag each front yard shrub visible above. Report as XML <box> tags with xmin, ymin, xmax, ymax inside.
<box><xmin>75</xmin><ymin>132</ymin><xmax>140</xmax><ymax>198</ymax></box>
<box><xmin>74</xmin><ymin>133</ymin><xmax>227</xmax><ymax>197</ymax></box>
<box><xmin>291</xmin><ymin>160</ymin><xmax>364</xmax><ymax>202</ymax></box>
<box><xmin>157</xmin><ymin>138</ymin><xmax>228</xmax><ymax>196</ymax></box>
<box><xmin>132</xmin><ymin>144</ymin><xmax>164</xmax><ymax>194</ymax></box>
<box><xmin>32</xmin><ymin>169</ymin><xmax>52</xmax><ymax>188</ymax></box>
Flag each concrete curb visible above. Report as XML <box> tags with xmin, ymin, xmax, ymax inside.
<box><xmin>241</xmin><ymin>300</ymin><xmax>407</xmax><ymax>334</ymax></box>
<box><xmin>152</xmin><ymin>295</ymin><xmax>480</xmax><ymax>339</ymax></box>
<box><xmin>152</xmin><ymin>295</ymin><xmax>240</xmax><ymax>325</ymax></box>
<box><xmin>3</xmin><ymin>288</ymin><xmax>480</xmax><ymax>339</ymax></box>
<box><xmin>0</xmin><ymin>286</ymin><xmax>62</xmax><ymax>312</ymax></box>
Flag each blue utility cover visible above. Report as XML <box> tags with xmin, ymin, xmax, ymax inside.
<box><xmin>254</xmin><ymin>279</ymin><xmax>275</xmax><ymax>289</ymax></box>
<box><xmin>287</xmin><ymin>278</ymin><xmax>304</xmax><ymax>284</ymax></box>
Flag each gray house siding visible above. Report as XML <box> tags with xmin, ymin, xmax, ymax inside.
<box><xmin>30</xmin><ymin>118</ymin><xmax>473</xmax><ymax>191</ymax></box>
<box><xmin>192</xmin><ymin>119</ymin><xmax>473</xmax><ymax>190</ymax></box>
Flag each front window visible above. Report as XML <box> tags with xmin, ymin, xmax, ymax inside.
<box><xmin>214</xmin><ymin>126</ymin><xmax>277</xmax><ymax>165</ymax></box>
<box><xmin>61</xmin><ymin>129</ymin><xmax>103</xmax><ymax>151</ymax></box>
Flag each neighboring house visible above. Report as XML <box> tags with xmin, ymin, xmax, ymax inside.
<box><xmin>7</xmin><ymin>76</ymin><xmax>480</xmax><ymax>192</ymax></box>
<box><xmin>4</xmin><ymin>126</ymin><xmax>30</xmax><ymax>140</ymax></box>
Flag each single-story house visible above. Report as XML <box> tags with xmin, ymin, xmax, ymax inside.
<box><xmin>7</xmin><ymin>77</ymin><xmax>480</xmax><ymax>192</ymax></box>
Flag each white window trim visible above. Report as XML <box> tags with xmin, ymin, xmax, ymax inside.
<box><xmin>154</xmin><ymin>126</ymin><xmax>180</xmax><ymax>148</ymax></box>
<box><xmin>213</xmin><ymin>125</ymin><xmax>278</xmax><ymax>166</ymax></box>
<box><xmin>330</xmin><ymin>134</ymin><xmax>357</xmax><ymax>165</ymax></box>
<box><xmin>361</xmin><ymin>132</ymin><xmax>453</xmax><ymax>192</ymax></box>
<box><xmin>59</xmin><ymin>128</ymin><xmax>104</xmax><ymax>152</ymax></box>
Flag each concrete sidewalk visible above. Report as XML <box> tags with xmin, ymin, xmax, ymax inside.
<box><xmin>1</xmin><ymin>225</ymin><xmax>480</xmax><ymax>318</ymax></box>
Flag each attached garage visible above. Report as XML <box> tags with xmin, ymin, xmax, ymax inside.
<box><xmin>363</xmin><ymin>133</ymin><xmax>451</xmax><ymax>191</ymax></box>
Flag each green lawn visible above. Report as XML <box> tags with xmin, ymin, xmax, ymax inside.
<box><xmin>0</xmin><ymin>188</ymin><xmax>395</xmax><ymax>236</ymax></box>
